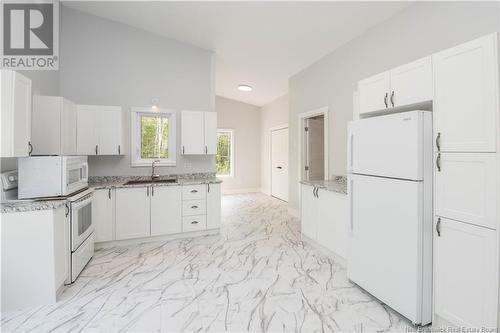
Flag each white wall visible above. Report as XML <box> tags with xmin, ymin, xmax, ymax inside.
<box><xmin>260</xmin><ymin>94</ymin><xmax>288</xmax><ymax>195</ymax></box>
<box><xmin>59</xmin><ymin>6</ymin><xmax>215</xmax><ymax>176</ymax></box>
<box><xmin>215</xmin><ymin>96</ymin><xmax>261</xmax><ymax>192</ymax></box>
<box><xmin>288</xmin><ymin>1</ymin><xmax>500</xmax><ymax>211</ymax></box>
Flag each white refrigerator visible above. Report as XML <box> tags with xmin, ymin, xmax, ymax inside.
<box><xmin>347</xmin><ymin>110</ymin><xmax>433</xmax><ymax>325</ymax></box>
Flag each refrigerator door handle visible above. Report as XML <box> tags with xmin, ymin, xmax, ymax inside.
<box><xmin>347</xmin><ymin>132</ymin><xmax>354</xmax><ymax>172</ymax></box>
<box><xmin>348</xmin><ymin>179</ymin><xmax>354</xmax><ymax>234</ymax></box>
<box><xmin>436</xmin><ymin>217</ymin><xmax>441</xmax><ymax>237</ymax></box>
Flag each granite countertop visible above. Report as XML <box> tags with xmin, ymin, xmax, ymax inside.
<box><xmin>1</xmin><ymin>199</ymin><xmax>67</xmax><ymax>214</ymax></box>
<box><xmin>89</xmin><ymin>173</ymin><xmax>222</xmax><ymax>190</ymax></box>
<box><xmin>1</xmin><ymin>173</ymin><xmax>222</xmax><ymax>214</ymax></box>
<box><xmin>300</xmin><ymin>176</ymin><xmax>347</xmax><ymax>195</ymax></box>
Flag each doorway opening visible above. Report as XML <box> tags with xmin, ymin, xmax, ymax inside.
<box><xmin>298</xmin><ymin>107</ymin><xmax>329</xmax><ymax>182</ymax></box>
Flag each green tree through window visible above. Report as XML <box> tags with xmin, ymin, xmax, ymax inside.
<box><xmin>141</xmin><ymin>115</ymin><xmax>168</xmax><ymax>159</ymax></box>
<box><xmin>216</xmin><ymin>130</ymin><xmax>232</xmax><ymax>176</ymax></box>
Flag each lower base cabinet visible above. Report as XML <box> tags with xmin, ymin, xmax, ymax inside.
<box><xmin>93</xmin><ymin>183</ymin><xmax>221</xmax><ymax>243</ymax></box>
<box><xmin>151</xmin><ymin>186</ymin><xmax>182</xmax><ymax>236</ymax></box>
<box><xmin>93</xmin><ymin>189</ymin><xmax>113</xmax><ymax>242</ymax></box>
<box><xmin>300</xmin><ymin>184</ymin><xmax>348</xmax><ymax>258</ymax></box>
<box><xmin>434</xmin><ymin>217</ymin><xmax>498</xmax><ymax>328</ymax></box>
<box><xmin>207</xmin><ymin>183</ymin><xmax>221</xmax><ymax>229</ymax></box>
<box><xmin>115</xmin><ymin>187</ymin><xmax>150</xmax><ymax>240</ymax></box>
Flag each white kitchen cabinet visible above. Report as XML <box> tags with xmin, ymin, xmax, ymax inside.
<box><xmin>1</xmin><ymin>70</ymin><xmax>32</xmax><ymax>157</ymax></box>
<box><xmin>150</xmin><ymin>186</ymin><xmax>182</xmax><ymax>236</ymax></box>
<box><xmin>358</xmin><ymin>72</ymin><xmax>391</xmax><ymax>115</ymax></box>
<box><xmin>358</xmin><ymin>57</ymin><xmax>432</xmax><ymax>115</ymax></box>
<box><xmin>2</xmin><ymin>206</ymin><xmax>67</xmax><ymax>311</ymax></box>
<box><xmin>77</xmin><ymin>105</ymin><xmax>97</xmax><ymax>155</ymax></box>
<box><xmin>115</xmin><ymin>187</ymin><xmax>150</xmax><ymax>240</ymax></box>
<box><xmin>207</xmin><ymin>183</ymin><xmax>221</xmax><ymax>229</ymax></box>
<box><xmin>434</xmin><ymin>217</ymin><xmax>498</xmax><ymax>327</ymax></box>
<box><xmin>435</xmin><ymin>153</ymin><xmax>497</xmax><ymax>230</ymax></box>
<box><xmin>96</xmin><ymin>106</ymin><xmax>123</xmax><ymax>155</ymax></box>
<box><xmin>301</xmin><ymin>184</ymin><xmax>319</xmax><ymax>240</ymax></box>
<box><xmin>92</xmin><ymin>188</ymin><xmax>114</xmax><ymax>242</ymax></box>
<box><xmin>433</xmin><ymin>34</ymin><xmax>497</xmax><ymax>152</ymax></box>
<box><xmin>204</xmin><ymin>112</ymin><xmax>217</xmax><ymax>154</ymax></box>
<box><xmin>32</xmin><ymin>96</ymin><xmax>77</xmax><ymax>155</ymax></box>
<box><xmin>390</xmin><ymin>57</ymin><xmax>432</xmax><ymax>108</ymax></box>
<box><xmin>181</xmin><ymin>110</ymin><xmax>217</xmax><ymax>155</ymax></box>
<box><xmin>301</xmin><ymin>184</ymin><xmax>349</xmax><ymax>259</ymax></box>
<box><xmin>316</xmin><ymin>188</ymin><xmax>348</xmax><ymax>259</ymax></box>
<box><xmin>77</xmin><ymin>105</ymin><xmax>123</xmax><ymax>155</ymax></box>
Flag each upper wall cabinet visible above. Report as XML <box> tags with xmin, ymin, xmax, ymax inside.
<box><xmin>77</xmin><ymin>105</ymin><xmax>124</xmax><ymax>156</ymax></box>
<box><xmin>181</xmin><ymin>110</ymin><xmax>217</xmax><ymax>155</ymax></box>
<box><xmin>358</xmin><ymin>57</ymin><xmax>432</xmax><ymax>115</ymax></box>
<box><xmin>1</xmin><ymin>70</ymin><xmax>32</xmax><ymax>157</ymax></box>
<box><xmin>433</xmin><ymin>34</ymin><xmax>497</xmax><ymax>152</ymax></box>
<box><xmin>32</xmin><ymin>96</ymin><xmax>77</xmax><ymax>156</ymax></box>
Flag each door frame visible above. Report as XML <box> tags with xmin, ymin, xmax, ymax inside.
<box><xmin>298</xmin><ymin>106</ymin><xmax>329</xmax><ymax>182</ymax></box>
<box><xmin>269</xmin><ymin>123</ymin><xmax>289</xmax><ymax>199</ymax></box>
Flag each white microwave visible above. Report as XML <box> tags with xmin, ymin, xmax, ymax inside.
<box><xmin>18</xmin><ymin>156</ymin><xmax>88</xmax><ymax>199</ymax></box>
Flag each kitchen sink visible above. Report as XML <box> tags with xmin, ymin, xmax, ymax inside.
<box><xmin>123</xmin><ymin>178</ymin><xmax>177</xmax><ymax>185</ymax></box>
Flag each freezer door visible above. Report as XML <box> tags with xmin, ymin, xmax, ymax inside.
<box><xmin>347</xmin><ymin>174</ymin><xmax>431</xmax><ymax>324</ymax></box>
<box><xmin>348</xmin><ymin>111</ymin><xmax>430</xmax><ymax>180</ymax></box>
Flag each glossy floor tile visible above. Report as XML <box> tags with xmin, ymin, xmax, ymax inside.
<box><xmin>1</xmin><ymin>193</ymin><xmax>413</xmax><ymax>332</ymax></box>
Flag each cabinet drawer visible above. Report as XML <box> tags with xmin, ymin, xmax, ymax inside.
<box><xmin>182</xmin><ymin>200</ymin><xmax>206</xmax><ymax>216</ymax></box>
<box><xmin>182</xmin><ymin>185</ymin><xmax>206</xmax><ymax>200</ymax></box>
<box><xmin>435</xmin><ymin>153</ymin><xmax>497</xmax><ymax>229</ymax></box>
<box><xmin>182</xmin><ymin>215</ymin><xmax>206</xmax><ymax>232</ymax></box>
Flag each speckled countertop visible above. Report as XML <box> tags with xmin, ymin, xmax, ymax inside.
<box><xmin>300</xmin><ymin>175</ymin><xmax>347</xmax><ymax>195</ymax></box>
<box><xmin>1</xmin><ymin>173</ymin><xmax>222</xmax><ymax>214</ymax></box>
<box><xmin>1</xmin><ymin>199</ymin><xmax>67</xmax><ymax>214</ymax></box>
<box><xmin>89</xmin><ymin>174</ymin><xmax>222</xmax><ymax>190</ymax></box>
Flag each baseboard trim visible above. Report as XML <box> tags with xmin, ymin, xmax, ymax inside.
<box><xmin>222</xmin><ymin>188</ymin><xmax>262</xmax><ymax>194</ymax></box>
<box><xmin>95</xmin><ymin>228</ymin><xmax>220</xmax><ymax>249</ymax></box>
<box><xmin>260</xmin><ymin>188</ymin><xmax>271</xmax><ymax>195</ymax></box>
<box><xmin>288</xmin><ymin>207</ymin><xmax>300</xmax><ymax>218</ymax></box>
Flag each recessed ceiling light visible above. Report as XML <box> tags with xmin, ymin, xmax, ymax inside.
<box><xmin>238</xmin><ymin>84</ymin><xmax>252</xmax><ymax>92</ymax></box>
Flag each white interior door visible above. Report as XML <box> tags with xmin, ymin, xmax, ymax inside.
<box><xmin>271</xmin><ymin>127</ymin><xmax>289</xmax><ymax>201</ymax></box>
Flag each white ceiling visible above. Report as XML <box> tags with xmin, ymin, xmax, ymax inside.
<box><xmin>63</xmin><ymin>1</ymin><xmax>411</xmax><ymax>106</ymax></box>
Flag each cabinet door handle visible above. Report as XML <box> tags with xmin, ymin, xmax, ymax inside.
<box><xmin>191</xmin><ymin>189</ymin><xmax>198</xmax><ymax>193</ymax></box>
<box><xmin>65</xmin><ymin>203</ymin><xmax>69</xmax><ymax>217</ymax></box>
<box><xmin>191</xmin><ymin>205</ymin><xmax>198</xmax><ymax>209</ymax></box>
<box><xmin>316</xmin><ymin>188</ymin><xmax>320</xmax><ymax>199</ymax></box>
<box><xmin>436</xmin><ymin>153</ymin><xmax>441</xmax><ymax>172</ymax></box>
<box><xmin>390</xmin><ymin>91</ymin><xmax>395</xmax><ymax>107</ymax></box>
<box><xmin>95</xmin><ymin>145</ymin><xmax>98</xmax><ymax>155</ymax></box>
<box><xmin>435</xmin><ymin>132</ymin><xmax>441</xmax><ymax>152</ymax></box>
<box><xmin>28</xmin><ymin>141</ymin><xmax>33</xmax><ymax>156</ymax></box>
<box><xmin>147</xmin><ymin>187</ymin><xmax>149</xmax><ymax>196</ymax></box>
<box><xmin>182</xmin><ymin>146</ymin><xmax>185</xmax><ymax>154</ymax></box>
<box><xmin>207</xmin><ymin>183</ymin><xmax>210</xmax><ymax>193</ymax></box>
<box><xmin>436</xmin><ymin>217</ymin><xmax>441</xmax><ymax>237</ymax></box>
<box><xmin>108</xmin><ymin>188</ymin><xmax>111</xmax><ymax>199</ymax></box>
<box><xmin>118</xmin><ymin>145</ymin><xmax>121</xmax><ymax>155</ymax></box>
<box><xmin>151</xmin><ymin>186</ymin><xmax>154</xmax><ymax>196</ymax></box>
<box><xmin>205</xmin><ymin>146</ymin><xmax>208</xmax><ymax>154</ymax></box>
<box><xmin>191</xmin><ymin>221</ymin><xmax>199</xmax><ymax>225</ymax></box>
<box><xmin>384</xmin><ymin>92</ymin><xmax>388</xmax><ymax>108</ymax></box>
<box><xmin>312</xmin><ymin>187</ymin><xmax>316</xmax><ymax>198</ymax></box>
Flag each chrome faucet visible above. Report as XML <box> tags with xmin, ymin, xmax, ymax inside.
<box><xmin>151</xmin><ymin>160</ymin><xmax>160</xmax><ymax>180</ymax></box>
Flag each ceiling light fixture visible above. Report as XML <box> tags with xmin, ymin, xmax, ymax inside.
<box><xmin>151</xmin><ymin>98</ymin><xmax>159</xmax><ymax>111</ymax></box>
<box><xmin>237</xmin><ymin>84</ymin><xmax>252</xmax><ymax>92</ymax></box>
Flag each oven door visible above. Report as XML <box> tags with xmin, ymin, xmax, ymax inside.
<box><xmin>71</xmin><ymin>196</ymin><xmax>93</xmax><ymax>252</ymax></box>
<box><xmin>64</xmin><ymin>158</ymin><xmax>89</xmax><ymax>196</ymax></box>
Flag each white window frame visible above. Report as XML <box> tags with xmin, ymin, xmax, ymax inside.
<box><xmin>216</xmin><ymin>128</ymin><xmax>234</xmax><ymax>178</ymax></box>
<box><xmin>130</xmin><ymin>107</ymin><xmax>177</xmax><ymax>167</ymax></box>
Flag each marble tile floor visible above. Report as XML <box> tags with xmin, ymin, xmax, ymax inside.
<box><xmin>1</xmin><ymin>193</ymin><xmax>414</xmax><ymax>333</ymax></box>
